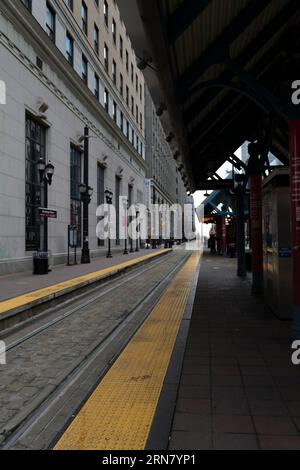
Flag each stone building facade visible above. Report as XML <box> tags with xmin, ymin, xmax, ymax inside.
<box><xmin>0</xmin><ymin>0</ymin><xmax>146</xmax><ymax>274</ymax></box>
<box><xmin>144</xmin><ymin>85</ymin><xmax>186</xmax><ymax>208</ymax></box>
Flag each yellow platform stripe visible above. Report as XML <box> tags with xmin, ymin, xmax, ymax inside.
<box><xmin>54</xmin><ymin>251</ymin><xmax>200</xmax><ymax>450</ymax></box>
<box><xmin>0</xmin><ymin>250</ymin><xmax>172</xmax><ymax>316</ymax></box>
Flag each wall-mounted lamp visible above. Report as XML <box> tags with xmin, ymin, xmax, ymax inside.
<box><xmin>37</xmin><ymin>98</ymin><xmax>49</xmax><ymax>114</ymax></box>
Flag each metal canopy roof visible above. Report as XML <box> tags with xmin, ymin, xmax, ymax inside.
<box><xmin>117</xmin><ymin>0</ymin><xmax>300</xmax><ymax>192</ymax></box>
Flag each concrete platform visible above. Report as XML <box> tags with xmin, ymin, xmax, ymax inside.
<box><xmin>53</xmin><ymin>251</ymin><xmax>200</xmax><ymax>450</ymax></box>
<box><xmin>168</xmin><ymin>253</ymin><xmax>300</xmax><ymax>450</ymax></box>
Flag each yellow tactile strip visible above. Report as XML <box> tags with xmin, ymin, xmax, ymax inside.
<box><xmin>0</xmin><ymin>250</ymin><xmax>172</xmax><ymax>316</ymax></box>
<box><xmin>54</xmin><ymin>251</ymin><xmax>200</xmax><ymax>450</ymax></box>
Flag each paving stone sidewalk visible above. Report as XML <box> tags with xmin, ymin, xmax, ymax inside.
<box><xmin>169</xmin><ymin>253</ymin><xmax>300</xmax><ymax>450</ymax></box>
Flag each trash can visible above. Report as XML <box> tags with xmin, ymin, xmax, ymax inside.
<box><xmin>33</xmin><ymin>251</ymin><xmax>49</xmax><ymax>275</ymax></box>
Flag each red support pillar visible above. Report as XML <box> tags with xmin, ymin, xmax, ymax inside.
<box><xmin>288</xmin><ymin>121</ymin><xmax>300</xmax><ymax>339</ymax></box>
<box><xmin>250</xmin><ymin>174</ymin><xmax>263</xmax><ymax>294</ymax></box>
<box><xmin>221</xmin><ymin>216</ymin><xmax>227</xmax><ymax>255</ymax></box>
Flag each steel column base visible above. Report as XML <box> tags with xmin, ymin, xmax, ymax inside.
<box><xmin>292</xmin><ymin>306</ymin><xmax>300</xmax><ymax>340</ymax></box>
<box><xmin>252</xmin><ymin>272</ymin><xmax>263</xmax><ymax>295</ymax></box>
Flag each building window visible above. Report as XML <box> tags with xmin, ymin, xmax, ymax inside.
<box><xmin>140</xmin><ymin>112</ymin><xmax>143</xmax><ymax>130</ymax></box>
<box><xmin>104</xmin><ymin>43</ymin><xmax>109</xmax><ymax>72</ymax></box>
<box><xmin>97</xmin><ymin>164</ymin><xmax>105</xmax><ymax>246</ymax></box>
<box><xmin>94</xmin><ymin>73</ymin><xmax>99</xmax><ymax>99</ymax></box>
<box><xmin>25</xmin><ymin>115</ymin><xmax>46</xmax><ymax>251</ymax></box>
<box><xmin>65</xmin><ymin>0</ymin><xmax>73</xmax><ymax>10</ymax></box>
<box><xmin>46</xmin><ymin>2</ymin><xmax>56</xmax><ymax>42</ymax></box>
<box><xmin>140</xmin><ymin>83</ymin><xmax>142</xmax><ymax>101</ymax></box>
<box><xmin>36</xmin><ymin>56</ymin><xmax>43</xmax><ymax>70</ymax></box>
<box><xmin>126</xmin><ymin>50</ymin><xmax>129</xmax><ymax>72</ymax></box>
<box><xmin>126</xmin><ymin>85</ymin><xmax>129</xmax><ymax>106</ymax></box>
<box><xmin>70</xmin><ymin>146</ymin><xmax>82</xmax><ymax>248</ymax></box>
<box><xmin>66</xmin><ymin>32</ymin><xmax>74</xmax><ymax>66</ymax></box>
<box><xmin>131</xmin><ymin>63</ymin><xmax>134</xmax><ymax>83</ymax></box>
<box><xmin>120</xmin><ymin>73</ymin><xmax>123</xmax><ymax>96</ymax></box>
<box><xmin>119</xmin><ymin>35</ymin><xmax>123</xmax><ymax>59</ymax></box>
<box><xmin>120</xmin><ymin>111</ymin><xmax>124</xmax><ymax>131</ymax></box>
<box><xmin>104</xmin><ymin>88</ymin><xmax>109</xmax><ymax>112</ymax></box>
<box><xmin>136</xmin><ymin>105</ymin><xmax>138</xmax><ymax>122</ymax></box>
<box><xmin>82</xmin><ymin>54</ymin><xmax>88</xmax><ymax>84</ymax></box>
<box><xmin>94</xmin><ymin>24</ymin><xmax>99</xmax><ymax>55</ymax></box>
<box><xmin>112</xmin><ymin>60</ymin><xmax>116</xmax><ymax>84</ymax></box>
<box><xmin>104</xmin><ymin>0</ymin><xmax>108</xmax><ymax>27</ymax></box>
<box><xmin>81</xmin><ymin>2</ymin><xmax>88</xmax><ymax>35</ymax></box>
<box><xmin>126</xmin><ymin>121</ymin><xmax>130</xmax><ymax>139</ymax></box>
<box><xmin>131</xmin><ymin>96</ymin><xmax>134</xmax><ymax>114</ymax></box>
<box><xmin>113</xmin><ymin>101</ymin><xmax>117</xmax><ymax>122</ymax></box>
<box><xmin>135</xmin><ymin>74</ymin><xmax>138</xmax><ymax>93</ymax></box>
<box><xmin>112</xmin><ymin>19</ymin><xmax>116</xmax><ymax>44</ymax></box>
<box><xmin>25</xmin><ymin>118</ymin><xmax>44</xmax><ymax>251</ymax></box>
<box><xmin>21</xmin><ymin>0</ymin><xmax>32</xmax><ymax>12</ymax></box>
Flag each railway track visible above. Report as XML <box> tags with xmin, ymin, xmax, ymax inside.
<box><xmin>0</xmin><ymin>250</ymin><xmax>190</xmax><ymax>450</ymax></box>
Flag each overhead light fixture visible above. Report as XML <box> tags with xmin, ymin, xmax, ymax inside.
<box><xmin>166</xmin><ymin>132</ymin><xmax>175</xmax><ymax>143</ymax></box>
<box><xmin>156</xmin><ymin>103</ymin><xmax>167</xmax><ymax>117</ymax></box>
<box><xmin>137</xmin><ymin>52</ymin><xmax>153</xmax><ymax>71</ymax></box>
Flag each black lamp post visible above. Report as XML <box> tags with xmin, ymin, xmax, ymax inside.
<box><xmin>79</xmin><ymin>126</ymin><xmax>93</xmax><ymax>265</ymax></box>
<box><xmin>129</xmin><ymin>211</ymin><xmax>135</xmax><ymax>253</ymax></box>
<box><xmin>135</xmin><ymin>205</ymin><xmax>140</xmax><ymax>252</ymax></box>
<box><xmin>105</xmin><ymin>190</ymin><xmax>113</xmax><ymax>258</ymax></box>
<box><xmin>123</xmin><ymin>198</ymin><xmax>129</xmax><ymax>255</ymax></box>
<box><xmin>79</xmin><ymin>182</ymin><xmax>93</xmax><ymax>264</ymax></box>
<box><xmin>37</xmin><ymin>157</ymin><xmax>55</xmax><ymax>254</ymax></box>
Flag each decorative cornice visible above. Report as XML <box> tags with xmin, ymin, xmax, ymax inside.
<box><xmin>0</xmin><ymin>0</ymin><xmax>148</xmax><ymax>175</ymax></box>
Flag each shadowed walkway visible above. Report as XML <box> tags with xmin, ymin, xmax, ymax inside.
<box><xmin>169</xmin><ymin>253</ymin><xmax>300</xmax><ymax>450</ymax></box>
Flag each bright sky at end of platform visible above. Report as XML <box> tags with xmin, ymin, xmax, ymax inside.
<box><xmin>192</xmin><ymin>146</ymin><xmax>241</xmax><ymax>210</ymax></box>
<box><xmin>192</xmin><ymin>147</ymin><xmax>242</xmax><ymax>236</ymax></box>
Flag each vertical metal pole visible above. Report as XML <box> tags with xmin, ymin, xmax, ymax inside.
<box><xmin>250</xmin><ymin>174</ymin><xmax>263</xmax><ymax>294</ymax></box>
<box><xmin>221</xmin><ymin>216</ymin><xmax>227</xmax><ymax>255</ymax></box>
<box><xmin>130</xmin><ymin>221</ymin><xmax>134</xmax><ymax>253</ymax></box>
<box><xmin>130</xmin><ymin>210</ymin><xmax>134</xmax><ymax>253</ymax></box>
<box><xmin>43</xmin><ymin>179</ymin><xmax>48</xmax><ymax>253</ymax></box>
<box><xmin>289</xmin><ymin>121</ymin><xmax>300</xmax><ymax>338</ymax></box>
<box><xmin>236</xmin><ymin>186</ymin><xmax>246</xmax><ymax>277</ymax></box>
<box><xmin>81</xmin><ymin>126</ymin><xmax>90</xmax><ymax>264</ymax></box>
<box><xmin>67</xmin><ymin>225</ymin><xmax>70</xmax><ymax>266</ymax></box>
<box><xmin>135</xmin><ymin>211</ymin><xmax>139</xmax><ymax>252</ymax></box>
<box><xmin>124</xmin><ymin>204</ymin><xmax>128</xmax><ymax>255</ymax></box>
